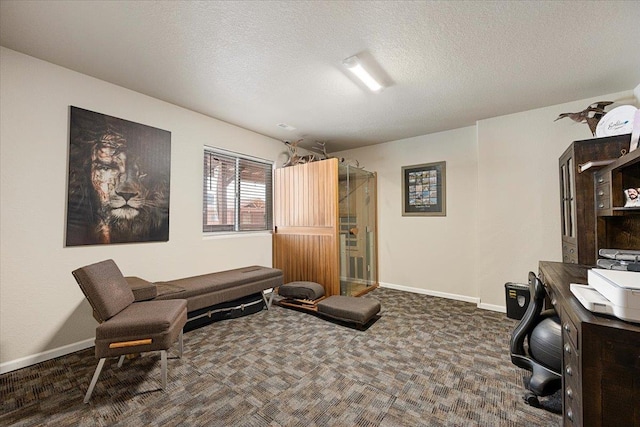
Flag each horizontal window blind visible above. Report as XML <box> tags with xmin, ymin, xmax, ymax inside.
<box><xmin>203</xmin><ymin>147</ymin><xmax>273</xmax><ymax>233</ymax></box>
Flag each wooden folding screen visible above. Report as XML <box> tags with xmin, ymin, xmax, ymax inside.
<box><xmin>273</xmin><ymin>158</ymin><xmax>341</xmax><ymax>296</ymax></box>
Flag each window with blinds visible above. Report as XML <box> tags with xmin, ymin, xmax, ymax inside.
<box><xmin>203</xmin><ymin>147</ymin><xmax>273</xmax><ymax>233</ymax></box>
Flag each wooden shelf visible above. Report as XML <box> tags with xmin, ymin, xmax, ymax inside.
<box><xmin>599</xmin><ymin>142</ymin><xmax>640</xmax><ymax>174</ymax></box>
<box><xmin>612</xmin><ymin>206</ymin><xmax>640</xmax><ymax>212</ymax></box>
<box><xmin>578</xmin><ymin>159</ymin><xmax>617</xmax><ymax>173</ymax></box>
<box><xmin>595</xmin><ymin>137</ymin><xmax>640</xmax><ymax>256</ymax></box>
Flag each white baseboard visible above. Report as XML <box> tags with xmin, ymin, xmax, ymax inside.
<box><xmin>478</xmin><ymin>302</ymin><xmax>507</xmax><ymax>313</ymax></box>
<box><xmin>0</xmin><ymin>338</ymin><xmax>94</xmax><ymax>375</ymax></box>
<box><xmin>379</xmin><ymin>281</ymin><xmax>506</xmax><ymax>313</ymax></box>
<box><xmin>379</xmin><ymin>281</ymin><xmax>480</xmax><ymax>304</ymax></box>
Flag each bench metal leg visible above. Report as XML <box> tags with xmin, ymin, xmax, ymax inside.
<box><xmin>178</xmin><ymin>329</ymin><xmax>183</xmax><ymax>358</ymax></box>
<box><xmin>117</xmin><ymin>355</ymin><xmax>125</xmax><ymax>368</ymax></box>
<box><xmin>161</xmin><ymin>350</ymin><xmax>167</xmax><ymax>390</ymax></box>
<box><xmin>84</xmin><ymin>358</ymin><xmax>106</xmax><ymax>404</ymax></box>
<box><xmin>262</xmin><ymin>289</ymin><xmax>275</xmax><ymax>310</ymax></box>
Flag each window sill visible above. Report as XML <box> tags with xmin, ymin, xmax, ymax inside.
<box><xmin>203</xmin><ymin>231</ymin><xmax>273</xmax><ymax>240</ymax></box>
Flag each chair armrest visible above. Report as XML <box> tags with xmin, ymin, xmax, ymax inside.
<box><xmin>125</xmin><ymin>276</ymin><xmax>157</xmax><ymax>301</ymax></box>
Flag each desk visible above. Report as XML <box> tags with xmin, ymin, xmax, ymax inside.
<box><xmin>538</xmin><ymin>261</ymin><xmax>640</xmax><ymax>426</ymax></box>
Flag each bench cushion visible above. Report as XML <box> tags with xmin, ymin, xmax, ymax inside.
<box><xmin>278</xmin><ymin>281</ymin><xmax>326</xmax><ymax>300</ymax></box>
<box><xmin>155</xmin><ymin>266</ymin><xmax>281</xmax><ymax>297</ymax></box>
<box><xmin>126</xmin><ymin>276</ymin><xmax>157</xmax><ymax>301</ymax></box>
<box><xmin>156</xmin><ymin>283</ymin><xmax>187</xmax><ymax>297</ymax></box>
<box><xmin>153</xmin><ymin>266</ymin><xmax>282</xmax><ymax>312</ymax></box>
<box><xmin>317</xmin><ymin>296</ymin><xmax>380</xmax><ymax>325</ymax></box>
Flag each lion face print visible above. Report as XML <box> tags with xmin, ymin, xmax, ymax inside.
<box><xmin>66</xmin><ymin>107</ymin><xmax>171</xmax><ymax>246</ymax></box>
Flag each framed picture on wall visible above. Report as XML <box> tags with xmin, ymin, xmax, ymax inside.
<box><xmin>66</xmin><ymin>106</ymin><xmax>171</xmax><ymax>246</ymax></box>
<box><xmin>402</xmin><ymin>161</ymin><xmax>446</xmax><ymax>216</ymax></box>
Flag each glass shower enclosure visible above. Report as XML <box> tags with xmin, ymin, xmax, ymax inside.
<box><xmin>338</xmin><ymin>163</ymin><xmax>377</xmax><ymax>296</ymax></box>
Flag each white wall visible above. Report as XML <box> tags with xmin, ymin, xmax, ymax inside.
<box><xmin>336</xmin><ymin>126</ymin><xmax>480</xmax><ymax>303</ymax></box>
<box><xmin>476</xmin><ymin>90</ymin><xmax>635</xmax><ymax>307</ymax></box>
<box><xmin>0</xmin><ymin>47</ymin><xmax>284</xmax><ymax>372</ymax></box>
<box><xmin>337</xmin><ymin>90</ymin><xmax>635</xmax><ymax>310</ymax></box>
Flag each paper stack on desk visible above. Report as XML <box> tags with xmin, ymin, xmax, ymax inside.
<box><xmin>596</xmin><ymin>249</ymin><xmax>640</xmax><ymax>271</ymax></box>
<box><xmin>570</xmin><ymin>269</ymin><xmax>640</xmax><ymax>323</ymax></box>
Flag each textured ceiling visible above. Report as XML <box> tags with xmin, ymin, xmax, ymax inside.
<box><xmin>1</xmin><ymin>1</ymin><xmax>639</xmax><ymax>152</ymax></box>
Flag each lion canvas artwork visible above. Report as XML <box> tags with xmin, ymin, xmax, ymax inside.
<box><xmin>66</xmin><ymin>107</ymin><xmax>171</xmax><ymax>246</ymax></box>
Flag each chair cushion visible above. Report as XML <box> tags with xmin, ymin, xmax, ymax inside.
<box><xmin>317</xmin><ymin>296</ymin><xmax>380</xmax><ymax>325</ymax></box>
<box><xmin>72</xmin><ymin>259</ymin><xmax>135</xmax><ymax>322</ymax></box>
<box><xmin>278</xmin><ymin>281</ymin><xmax>325</xmax><ymax>300</ymax></box>
<box><xmin>95</xmin><ymin>299</ymin><xmax>187</xmax><ymax>358</ymax></box>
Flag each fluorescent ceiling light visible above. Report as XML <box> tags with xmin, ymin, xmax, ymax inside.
<box><xmin>343</xmin><ymin>55</ymin><xmax>383</xmax><ymax>92</ymax></box>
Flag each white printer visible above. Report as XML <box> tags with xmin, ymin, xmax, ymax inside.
<box><xmin>570</xmin><ymin>268</ymin><xmax>640</xmax><ymax>323</ymax></box>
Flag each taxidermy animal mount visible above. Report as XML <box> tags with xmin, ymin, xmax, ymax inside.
<box><xmin>282</xmin><ymin>139</ymin><xmax>321</xmax><ymax>167</ymax></box>
<box><xmin>554</xmin><ymin>101</ymin><xmax>613</xmax><ymax>136</ymax></box>
<box><xmin>281</xmin><ymin>139</ymin><xmax>361</xmax><ymax>168</ymax></box>
<box><xmin>314</xmin><ymin>140</ymin><xmax>360</xmax><ymax>168</ymax></box>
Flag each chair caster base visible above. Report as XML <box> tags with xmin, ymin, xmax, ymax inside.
<box><xmin>523</xmin><ymin>392</ymin><xmax>540</xmax><ymax>408</ymax></box>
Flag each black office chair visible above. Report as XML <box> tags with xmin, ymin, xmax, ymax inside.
<box><xmin>510</xmin><ymin>271</ymin><xmax>562</xmax><ymax>408</ymax></box>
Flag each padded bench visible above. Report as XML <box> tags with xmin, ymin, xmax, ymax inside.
<box><xmin>278</xmin><ymin>281</ymin><xmax>326</xmax><ymax>301</ymax></box>
<box><xmin>317</xmin><ymin>296</ymin><xmax>381</xmax><ymax>326</ymax></box>
<box><xmin>126</xmin><ymin>266</ymin><xmax>283</xmax><ymax>322</ymax></box>
<box><xmin>278</xmin><ymin>281</ymin><xmax>381</xmax><ymax>327</ymax></box>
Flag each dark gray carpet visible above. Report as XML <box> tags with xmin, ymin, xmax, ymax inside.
<box><xmin>0</xmin><ymin>288</ymin><xmax>561</xmax><ymax>426</ymax></box>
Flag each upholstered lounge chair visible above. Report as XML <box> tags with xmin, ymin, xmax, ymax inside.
<box><xmin>72</xmin><ymin>259</ymin><xmax>188</xmax><ymax>403</ymax></box>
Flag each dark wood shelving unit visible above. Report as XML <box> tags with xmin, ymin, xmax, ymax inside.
<box><xmin>559</xmin><ymin>134</ymin><xmax>630</xmax><ymax>265</ymax></box>
<box><xmin>550</xmin><ymin>134</ymin><xmax>639</xmax><ymax>427</ymax></box>
<box><xmin>594</xmin><ymin>142</ymin><xmax>640</xmax><ymax>257</ymax></box>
